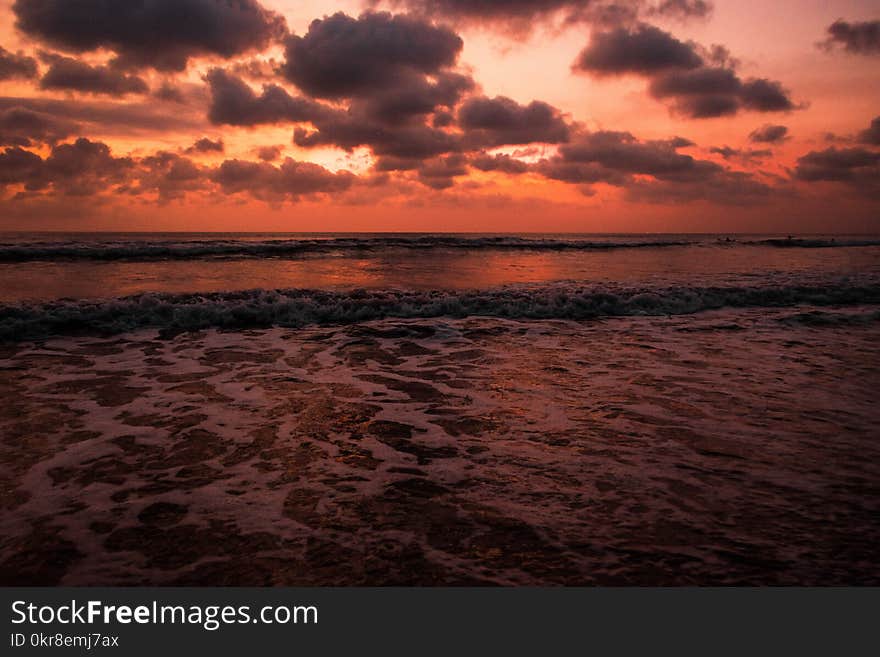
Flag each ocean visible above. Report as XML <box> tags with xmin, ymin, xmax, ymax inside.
<box><xmin>1</xmin><ymin>233</ymin><xmax>878</xmax><ymax>584</ymax></box>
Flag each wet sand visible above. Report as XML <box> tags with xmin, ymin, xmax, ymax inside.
<box><xmin>1</xmin><ymin>307</ymin><xmax>878</xmax><ymax>585</ymax></box>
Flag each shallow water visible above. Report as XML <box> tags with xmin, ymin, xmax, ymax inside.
<box><xmin>1</xmin><ymin>310</ymin><xmax>878</xmax><ymax>584</ymax></box>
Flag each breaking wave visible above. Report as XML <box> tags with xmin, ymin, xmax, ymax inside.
<box><xmin>0</xmin><ymin>236</ymin><xmax>694</xmax><ymax>262</ymax></box>
<box><xmin>2</xmin><ymin>281</ymin><xmax>879</xmax><ymax>341</ymax></box>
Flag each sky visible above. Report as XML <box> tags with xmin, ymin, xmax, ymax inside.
<box><xmin>0</xmin><ymin>0</ymin><xmax>878</xmax><ymax>232</ymax></box>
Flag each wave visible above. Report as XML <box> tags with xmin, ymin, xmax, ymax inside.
<box><xmin>744</xmin><ymin>238</ymin><xmax>880</xmax><ymax>248</ymax></box>
<box><xmin>2</xmin><ymin>281</ymin><xmax>879</xmax><ymax>341</ymax></box>
<box><xmin>0</xmin><ymin>236</ymin><xmax>696</xmax><ymax>262</ymax></box>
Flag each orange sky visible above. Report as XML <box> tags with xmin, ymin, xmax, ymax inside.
<box><xmin>0</xmin><ymin>0</ymin><xmax>878</xmax><ymax>232</ymax></box>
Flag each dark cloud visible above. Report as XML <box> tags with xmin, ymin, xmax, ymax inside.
<box><xmin>0</xmin><ymin>96</ymin><xmax>205</xmax><ymax>135</ymax></box>
<box><xmin>123</xmin><ymin>151</ymin><xmax>206</xmax><ymax>201</ymax></box>
<box><xmin>206</xmin><ymin>68</ymin><xmax>327</xmax><ymax>126</ymax></box>
<box><xmin>554</xmin><ymin>131</ymin><xmax>712</xmax><ymax>181</ymax></box>
<box><xmin>794</xmin><ymin>146</ymin><xmax>880</xmax><ymax>200</ymax></box>
<box><xmin>573</xmin><ymin>23</ymin><xmax>798</xmax><ymax>119</ymax></box>
<box><xmin>819</xmin><ymin>19</ymin><xmax>880</xmax><ymax>56</ymax></box>
<box><xmin>523</xmin><ymin>129</ymin><xmax>772</xmax><ymax>204</ymax></box>
<box><xmin>372</xmin><ymin>1</ymin><xmax>712</xmax><ymax>31</ymax></box>
<box><xmin>0</xmin><ymin>137</ymin><xmax>133</xmax><ymax>194</ymax></box>
<box><xmin>210</xmin><ymin>158</ymin><xmax>355</xmax><ymax>201</ymax></box>
<box><xmin>626</xmin><ymin>170</ymin><xmax>773</xmax><ymax>205</ymax></box>
<box><xmin>39</xmin><ymin>55</ymin><xmax>148</xmax><ymax>96</ymax></box>
<box><xmin>295</xmin><ymin>120</ymin><xmax>460</xmax><ymax>160</ymax></box>
<box><xmin>415</xmin><ymin>153</ymin><xmax>468</xmax><ymax>189</ymax></box>
<box><xmin>573</xmin><ymin>23</ymin><xmax>702</xmax><ymax>75</ymax></box>
<box><xmin>12</xmin><ymin>0</ymin><xmax>287</xmax><ymax>71</ymax></box>
<box><xmin>649</xmin><ymin>67</ymin><xmax>797</xmax><ymax>118</ymax></box>
<box><xmin>281</xmin><ymin>12</ymin><xmax>462</xmax><ymax>99</ymax></box>
<box><xmin>709</xmin><ymin>146</ymin><xmax>772</xmax><ymax>163</ymax></box>
<box><xmin>153</xmin><ymin>82</ymin><xmax>186</xmax><ymax>104</ymax></box>
<box><xmin>185</xmin><ymin>137</ymin><xmax>224</xmax><ymax>154</ymax></box>
<box><xmin>256</xmin><ymin>145</ymin><xmax>283</xmax><ymax>161</ymax></box>
<box><xmin>458</xmin><ymin>96</ymin><xmax>570</xmax><ymax>147</ymax></box>
<box><xmin>0</xmin><ymin>147</ymin><xmax>43</xmax><ymax>188</ymax></box>
<box><xmin>470</xmin><ymin>152</ymin><xmax>532</xmax><ymax>174</ymax></box>
<box><xmin>0</xmin><ymin>106</ymin><xmax>76</xmax><ymax>146</ymax></box>
<box><xmin>0</xmin><ymin>45</ymin><xmax>38</xmax><ymax>80</ymax></box>
<box><xmin>859</xmin><ymin>116</ymin><xmax>880</xmax><ymax>145</ymax></box>
<box><xmin>358</xmin><ymin>71</ymin><xmax>474</xmax><ymax>125</ymax></box>
<box><xmin>648</xmin><ymin>0</ymin><xmax>712</xmax><ymax>20</ymax></box>
<box><xmin>749</xmin><ymin>124</ymin><xmax>789</xmax><ymax>143</ymax></box>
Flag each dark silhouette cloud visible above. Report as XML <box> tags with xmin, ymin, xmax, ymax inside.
<box><xmin>206</xmin><ymin>68</ymin><xmax>327</xmax><ymax>126</ymax></box>
<box><xmin>372</xmin><ymin>1</ymin><xmax>712</xmax><ymax>31</ymax></box>
<box><xmin>470</xmin><ymin>152</ymin><xmax>532</xmax><ymax>174</ymax></box>
<box><xmin>415</xmin><ymin>153</ymin><xmax>468</xmax><ymax>189</ymax></box>
<box><xmin>153</xmin><ymin>83</ymin><xmax>186</xmax><ymax>104</ymax></box>
<box><xmin>749</xmin><ymin>124</ymin><xmax>789</xmax><ymax>143</ymax></box>
<box><xmin>12</xmin><ymin>0</ymin><xmax>287</xmax><ymax>71</ymax></box>
<box><xmin>124</xmin><ymin>151</ymin><xmax>207</xmax><ymax>201</ymax></box>
<box><xmin>820</xmin><ymin>19</ymin><xmax>880</xmax><ymax>56</ymax></box>
<box><xmin>39</xmin><ymin>55</ymin><xmax>148</xmax><ymax>96</ymax></box>
<box><xmin>281</xmin><ymin>12</ymin><xmax>462</xmax><ymax>99</ymax></box>
<box><xmin>186</xmin><ymin>137</ymin><xmax>224</xmax><ymax>154</ymax></box>
<box><xmin>573</xmin><ymin>23</ymin><xmax>702</xmax><ymax>75</ymax></box>
<box><xmin>794</xmin><ymin>146</ymin><xmax>880</xmax><ymax>199</ymax></box>
<box><xmin>210</xmin><ymin>158</ymin><xmax>355</xmax><ymax>201</ymax></box>
<box><xmin>626</xmin><ymin>169</ymin><xmax>773</xmax><ymax>205</ymax></box>
<box><xmin>256</xmin><ymin>145</ymin><xmax>283</xmax><ymax>161</ymax></box>
<box><xmin>0</xmin><ymin>106</ymin><xmax>76</xmax><ymax>146</ymax></box>
<box><xmin>709</xmin><ymin>146</ymin><xmax>771</xmax><ymax>163</ymax></box>
<box><xmin>0</xmin><ymin>45</ymin><xmax>38</xmax><ymax>80</ymax></box>
<box><xmin>0</xmin><ymin>96</ymin><xmax>205</xmax><ymax>135</ymax></box>
<box><xmin>0</xmin><ymin>137</ymin><xmax>133</xmax><ymax>194</ymax></box>
<box><xmin>295</xmin><ymin>120</ymin><xmax>461</xmax><ymax>160</ymax></box>
<box><xmin>554</xmin><ymin>131</ymin><xmax>711</xmax><ymax>181</ymax></box>
<box><xmin>859</xmin><ymin>116</ymin><xmax>880</xmax><ymax>145</ymax></box>
<box><xmin>795</xmin><ymin>147</ymin><xmax>880</xmax><ymax>181</ymax></box>
<box><xmin>458</xmin><ymin>96</ymin><xmax>570</xmax><ymax>147</ymax></box>
<box><xmin>573</xmin><ymin>23</ymin><xmax>798</xmax><ymax>119</ymax></box>
<box><xmin>649</xmin><ymin>67</ymin><xmax>796</xmax><ymax>118</ymax></box>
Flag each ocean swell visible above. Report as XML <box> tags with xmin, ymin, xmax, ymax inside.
<box><xmin>2</xmin><ymin>281</ymin><xmax>879</xmax><ymax>341</ymax></box>
<box><xmin>0</xmin><ymin>236</ymin><xmax>693</xmax><ymax>262</ymax></box>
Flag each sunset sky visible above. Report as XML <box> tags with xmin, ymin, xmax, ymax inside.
<box><xmin>0</xmin><ymin>0</ymin><xmax>878</xmax><ymax>232</ymax></box>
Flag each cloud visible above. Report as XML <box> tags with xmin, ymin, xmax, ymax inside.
<box><xmin>573</xmin><ymin>23</ymin><xmax>702</xmax><ymax>75</ymax></box>
<box><xmin>281</xmin><ymin>12</ymin><xmax>462</xmax><ymax>99</ymax></box>
<box><xmin>573</xmin><ymin>23</ymin><xmax>799</xmax><ymax>118</ymax></box>
<box><xmin>39</xmin><ymin>54</ymin><xmax>148</xmax><ymax>96</ymax></box>
<box><xmin>0</xmin><ymin>96</ymin><xmax>205</xmax><ymax>135</ymax></box>
<box><xmin>0</xmin><ymin>106</ymin><xmax>77</xmax><ymax>146</ymax></box>
<box><xmin>626</xmin><ymin>170</ymin><xmax>774</xmax><ymax>205</ymax></box>
<box><xmin>206</xmin><ymin>68</ymin><xmax>327</xmax><ymax>126</ymax></box>
<box><xmin>470</xmin><ymin>152</ymin><xmax>532</xmax><ymax>174</ymax></box>
<box><xmin>371</xmin><ymin>1</ymin><xmax>712</xmax><ymax>32</ymax></box>
<box><xmin>185</xmin><ymin>137</ymin><xmax>224</xmax><ymax>154</ymax></box>
<box><xmin>458</xmin><ymin>96</ymin><xmax>570</xmax><ymax>147</ymax></box>
<box><xmin>794</xmin><ymin>147</ymin><xmax>880</xmax><ymax>198</ymax></box>
<box><xmin>256</xmin><ymin>145</ymin><xmax>283</xmax><ymax>161</ymax></box>
<box><xmin>648</xmin><ymin>66</ymin><xmax>797</xmax><ymax>118</ymax></box>
<box><xmin>0</xmin><ymin>45</ymin><xmax>38</xmax><ymax>80</ymax></box>
<box><xmin>709</xmin><ymin>146</ymin><xmax>772</xmax><ymax>163</ymax></box>
<box><xmin>124</xmin><ymin>151</ymin><xmax>207</xmax><ymax>201</ymax></box>
<box><xmin>295</xmin><ymin>120</ymin><xmax>460</xmax><ymax>160</ymax></box>
<box><xmin>0</xmin><ymin>137</ymin><xmax>133</xmax><ymax>194</ymax></box>
<box><xmin>210</xmin><ymin>158</ymin><xmax>355</xmax><ymax>201</ymax></box>
<box><xmin>12</xmin><ymin>0</ymin><xmax>287</xmax><ymax>71</ymax></box>
<box><xmin>819</xmin><ymin>19</ymin><xmax>880</xmax><ymax>56</ymax></box>
<box><xmin>749</xmin><ymin>124</ymin><xmax>789</xmax><ymax>143</ymax></box>
<box><xmin>859</xmin><ymin>116</ymin><xmax>880</xmax><ymax>145</ymax></box>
